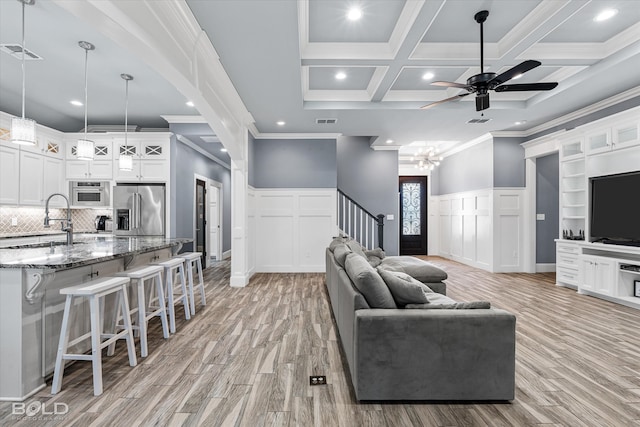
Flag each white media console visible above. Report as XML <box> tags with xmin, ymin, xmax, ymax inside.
<box><xmin>556</xmin><ymin>240</ymin><xmax>640</xmax><ymax>309</ymax></box>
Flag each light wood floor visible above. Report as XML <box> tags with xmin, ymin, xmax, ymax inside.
<box><xmin>2</xmin><ymin>257</ymin><xmax>640</xmax><ymax>426</ymax></box>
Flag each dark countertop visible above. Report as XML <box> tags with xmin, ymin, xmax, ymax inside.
<box><xmin>0</xmin><ymin>230</ymin><xmax>108</xmax><ymax>239</ymax></box>
<box><xmin>0</xmin><ymin>236</ymin><xmax>190</xmax><ymax>269</ymax></box>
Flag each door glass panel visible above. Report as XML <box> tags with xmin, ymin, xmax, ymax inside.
<box><xmin>402</xmin><ymin>182</ymin><xmax>421</xmax><ymax>235</ymax></box>
<box><xmin>196</xmin><ymin>181</ymin><xmax>205</xmax><ymax>254</ymax></box>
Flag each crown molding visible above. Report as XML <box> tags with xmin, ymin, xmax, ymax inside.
<box><xmin>253</xmin><ymin>132</ymin><xmax>341</xmax><ymax>140</ymax></box>
<box><xmin>175</xmin><ymin>133</ymin><xmax>230</xmax><ymax>170</ymax></box>
<box><xmin>440</xmin><ymin>133</ymin><xmax>493</xmax><ymax>158</ymax></box>
<box><xmin>161</xmin><ymin>115</ymin><xmax>208</xmax><ymax>124</ymax></box>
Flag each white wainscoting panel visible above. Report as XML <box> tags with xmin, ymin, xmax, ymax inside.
<box><xmin>434</xmin><ymin>188</ymin><xmax>524</xmax><ymax>272</ymax></box>
<box><xmin>247</xmin><ymin>187</ymin><xmax>256</xmax><ymax>276</ymax></box>
<box><xmin>254</xmin><ymin>189</ymin><xmax>336</xmax><ymax>272</ymax></box>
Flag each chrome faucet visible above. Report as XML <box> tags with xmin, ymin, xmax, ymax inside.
<box><xmin>44</xmin><ymin>193</ymin><xmax>73</xmax><ymax>246</ymax></box>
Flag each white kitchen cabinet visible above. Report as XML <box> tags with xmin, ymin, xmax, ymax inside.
<box><xmin>43</xmin><ymin>157</ymin><xmax>66</xmax><ymax>206</ymax></box>
<box><xmin>114</xmin><ymin>136</ymin><xmax>169</xmax><ymax>160</ymax></box>
<box><xmin>66</xmin><ymin>160</ymin><xmax>113</xmax><ymax>180</ymax></box>
<box><xmin>612</xmin><ymin>120</ymin><xmax>639</xmax><ymax>150</ymax></box>
<box><xmin>19</xmin><ymin>151</ymin><xmax>44</xmax><ymax>205</ymax></box>
<box><xmin>585</xmin><ymin>130</ymin><xmax>611</xmax><ymax>155</ymax></box>
<box><xmin>0</xmin><ymin>146</ymin><xmax>19</xmax><ymax>205</ymax></box>
<box><xmin>114</xmin><ymin>159</ymin><xmax>168</xmax><ymax>182</ymax></box>
<box><xmin>66</xmin><ymin>138</ymin><xmax>113</xmax><ymax>160</ymax></box>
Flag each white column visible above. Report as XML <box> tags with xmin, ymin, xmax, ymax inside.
<box><xmin>230</xmin><ymin>132</ymin><xmax>250</xmax><ymax>287</ymax></box>
<box><xmin>523</xmin><ymin>158</ymin><xmax>537</xmax><ymax>273</ymax></box>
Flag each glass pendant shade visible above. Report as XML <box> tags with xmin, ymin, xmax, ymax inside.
<box><xmin>11</xmin><ymin>117</ymin><xmax>36</xmax><ymax>145</ymax></box>
<box><xmin>119</xmin><ymin>154</ymin><xmax>133</xmax><ymax>171</ymax></box>
<box><xmin>77</xmin><ymin>139</ymin><xmax>94</xmax><ymax>160</ymax></box>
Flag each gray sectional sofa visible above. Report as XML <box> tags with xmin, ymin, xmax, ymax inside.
<box><xmin>325</xmin><ymin>238</ymin><xmax>516</xmax><ymax>401</ymax></box>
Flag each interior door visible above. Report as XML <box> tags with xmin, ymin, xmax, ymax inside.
<box><xmin>195</xmin><ymin>179</ymin><xmax>207</xmax><ymax>264</ymax></box>
<box><xmin>208</xmin><ymin>185</ymin><xmax>220</xmax><ymax>262</ymax></box>
<box><xmin>399</xmin><ymin>176</ymin><xmax>428</xmax><ymax>255</ymax></box>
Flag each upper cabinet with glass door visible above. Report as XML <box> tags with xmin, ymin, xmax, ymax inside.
<box><xmin>586</xmin><ymin>118</ymin><xmax>640</xmax><ymax>155</ymax></box>
<box><xmin>560</xmin><ymin>137</ymin><xmax>584</xmax><ymax>161</ymax></box>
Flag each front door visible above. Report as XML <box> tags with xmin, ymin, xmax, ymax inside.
<box><xmin>195</xmin><ymin>179</ymin><xmax>207</xmax><ymax>264</ymax></box>
<box><xmin>399</xmin><ymin>176</ymin><xmax>428</xmax><ymax>255</ymax></box>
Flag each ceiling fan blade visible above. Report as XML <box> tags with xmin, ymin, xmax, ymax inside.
<box><xmin>494</xmin><ymin>82</ymin><xmax>558</xmax><ymax>92</ymax></box>
<box><xmin>475</xmin><ymin>93</ymin><xmax>490</xmax><ymax>111</ymax></box>
<box><xmin>489</xmin><ymin>60</ymin><xmax>541</xmax><ymax>87</ymax></box>
<box><xmin>431</xmin><ymin>81</ymin><xmax>472</xmax><ymax>90</ymax></box>
<box><xmin>420</xmin><ymin>92</ymin><xmax>471</xmax><ymax>109</ymax></box>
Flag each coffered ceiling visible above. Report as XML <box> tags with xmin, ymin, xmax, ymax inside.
<box><xmin>1</xmin><ymin>0</ymin><xmax>639</xmax><ymax>162</ymax></box>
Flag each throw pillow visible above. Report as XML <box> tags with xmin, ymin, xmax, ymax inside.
<box><xmin>346</xmin><ymin>240</ymin><xmax>367</xmax><ymax>259</ymax></box>
<box><xmin>379</xmin><ymin>257</ymin><xmax>448</xmax><ymax>282</ymax></box>
<box><xmin>344</xmin><ymin>253</ymin><xmax>397</xmax><ymax>309</ymax></box>
<box><xmin>329</xmin><ymin>236</ymin><xmax>348</xmax><ymax>252</ymax></box>
<box><xmin>333</xmin><ymin>244</ymin><xmax>352</xmax><ymax>267</ymax></box>
<box><xmin>405</xmin><ymin>293</ymin><xmax>491</xmax><ymax>309</ymax></box>
<box><xmin>377</xmin><ymin>269</ymin><xmax>431</xmax><ymax>305</ymax></box>
<box><xmin>364</xmin><ymin>247</ymin><xmax>386</xmax><ymax>259</ymax></box>
<box><xmin>367</xmin><ymin>255</ymin><xmax>383</xmax><ymax>268</ymax></box>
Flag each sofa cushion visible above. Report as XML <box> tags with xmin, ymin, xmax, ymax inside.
<box><xmin>347</xmin><ymin>240</ymin><xmax>367</xmax><ymax>259</ymax></box>
<box><xmin>364</xmin><ymin>247</ymin><xmax>386</xmax><ymax>259</ymax></box>
<box><xmin>379</xmin><ymin>256</ymin><xmax>448</xmax><ymax>282</ymax></box>
<box><xmin>333</xmin><ymin>244</ymin><xmax>352</xmax><ymax>268</ymax></box>
<box><xmin>377</xmin><ymin>269</ymin><xmax>430</xmax><ymax>306</ymax></box>
<box><xmin>344</xmin><ymin>253</ymin><xmax>397</xmax><ymax>309</ymax></box>
<box><xmin>329</xmin><ymin>236</ymin><xmax>348</xmax><ymax>252</ymax></box>
<box><xmin>406</xmin><ymin>293</ymin><xmax>491</xmax><ymax>309</ymax></box>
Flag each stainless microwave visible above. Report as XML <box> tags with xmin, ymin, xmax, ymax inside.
<box><xmin>69</xmin><ymin>181</ymin><xmax>111</xmax><ymax>207</ymax></box>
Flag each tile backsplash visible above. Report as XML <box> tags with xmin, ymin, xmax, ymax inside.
<box><xmin>0</xmin><ymin>207</ymin><xmax>112</xmax><ymax>235</ymax></box>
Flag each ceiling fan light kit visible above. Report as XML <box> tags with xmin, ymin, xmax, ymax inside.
<box><xmin>421</xmin><ymin>10</ymin><xmax>558</xmax><ymax>112</ymax></box>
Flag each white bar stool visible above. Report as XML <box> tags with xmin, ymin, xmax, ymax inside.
<box><xmin>181</xmin><ymin>252</ymin><xmax>206</xmax><ymax>315</ymax></box>
<box><xmin>111</xmin><ymin>265</ymin><xmax>170</xmax><ymax>357</ymax></box>
<box><xmin>51</xmin><ymin>276</ymin><xmax>137</xmax><ymax>396</ymax></box>
<box><xmin>154</xmin><ymin>257</ymin><xmax>190</xmax><ymax>333</ymax></box>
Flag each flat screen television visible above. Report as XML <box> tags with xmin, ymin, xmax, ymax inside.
<box><xmin>590</xmin><ymin>171</ymin><xmax>640</xmax><ymax>246</ymax></box>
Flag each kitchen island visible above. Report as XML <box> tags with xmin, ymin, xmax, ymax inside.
<box><xmin>0</xmin><ymin>235</ymin><xmax>190</xmax><ymax>401</ymax></box>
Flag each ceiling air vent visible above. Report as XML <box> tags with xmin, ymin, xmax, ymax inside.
<box><xmin>316</xmin><ymin>118</ymin><xmax>337</xmax><ymax>124</ymax></box>
<box><xmin>0</xmin><ymin>44</ymin><xmax>43</xmax><ymax>60</ymax></box>
<box><xmin>466</xmin><ymin>118</ymin><xmax>491</xmax><ymax>124</ymax></box>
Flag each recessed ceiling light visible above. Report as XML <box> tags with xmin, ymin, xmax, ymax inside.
<box><xmin>335</xmin><ymin>72</ymin><xmax>347</xmax><ymax>80</ymax></box>
<box><xmin>514</xmin><ymin>120</ymin><xmax>527</xmax><ymax>125</ymax></box>
<box><xmin>386</xmin><ymin>139</ymin><xmax>393</xmax><ymax>144</ymax></box>
<box><xmin>186</xmin><ymin>101</ymin><xmax>195</xmax><ymax>107</ymax></box>
<box><xmin>512</xmin><ymin>74</ymin><xmax>522</xmax><ymax>80</ymax></box>
<box><xmin>422</xmin><ymin>72</ymin><xmax>434</xmax><ymax>80</ymax></box>
<box><xmin>347</xmin><ymin>8</ymin><xmax>362</xmax><ymax>21</ymax></box>
<box><xmin>594</xmin><ymin>9</ymin><xmax>618</xmax><ymax>22</ymax></box>
<box><xmin>70</xmin><ymin>100</ymin><xmax>83</xmax><ymax>106</ymax></box>
<box><xmin>220</xmin><ymin>148</ymin><xmax>228</xmax><ymax>152</ymax></box>
<box><xmin>276</xmin><ymin>121</ymin><xmax>286</xmax><ymax>126</ymax></box>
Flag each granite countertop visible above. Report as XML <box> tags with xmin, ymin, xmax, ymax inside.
<box><xmin>0</xmin><ymin>230</ymin><xmax>107</xmax><ymax>239</ymax></box>
<box><xmin>0</xmin><ymin>236</ymin><xmax>191</xmax><ymax>269</ymax></box>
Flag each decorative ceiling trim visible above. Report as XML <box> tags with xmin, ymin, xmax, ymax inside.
<box><xmin>175</xmin><ymin>133</ymin><xmax>231</xmax><ymax>170</ymax></box>
<box><xmin>253</xmin><ymin>132</ymin><xmax>341</xmax><ymax>140</ymax></box>
<box><xmin>161</xmin><ymin>115</ymin><xmax>208</xmax><ymax>124</ymax></box>
<box><xmin>439</xmin><ymin>133</ymin><xmax>493</xmax><ymax>159</ymax></box>
<box><xmin>302</xmin><ymin>65</ymin><xmax>389</xmax><ymax>102</ymax></box>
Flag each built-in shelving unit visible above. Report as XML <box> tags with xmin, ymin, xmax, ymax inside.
<box><xmin>554</xmin><ymin>106</ymin><xmax>640</xmax><ymax>309</ymax></box>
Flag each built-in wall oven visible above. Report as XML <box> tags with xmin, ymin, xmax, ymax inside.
<box><xmin>70</xmin><ymin>181</ymin><xmax>111</xmax><ymax>207</ymax></box>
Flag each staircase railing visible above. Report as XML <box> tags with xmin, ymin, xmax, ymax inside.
<box><xmin>337</xmin><ymin>189</ymin><xmax>384</xmax><ymax>250</ymax></box>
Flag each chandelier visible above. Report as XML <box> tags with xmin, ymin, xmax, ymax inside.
<box><xmin>411</xmin><ymin>147</ymin><xmax>443</xmax><ymax>171</ymax></box>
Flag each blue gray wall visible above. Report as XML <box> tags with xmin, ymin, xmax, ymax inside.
<box><xmin>536</xmin><ymin>153</ymin><xmax>559</xmax><ymax>264</ymax></box>
<box><xmin>169</xmin><ymin>134</ymin><xmax>231</xmax><ymax>253</ymax></box>
<box><xmin>431</xmin><ymin>140</ymin><xmax>493</xmax><ymax>196</ymax></box>
<box><xmin>337</xmin><ymin>136</ymin><xmax>399</xmax><ymax>255</ymax></box>
<box><xmin>251</xmin><ymin>139</ymin><xmax>337</xmax><ymax>188</ymax></box>
<box><xmin>493</xmin><ymin>137</ymin><xmax>526</xmax><ymax>187</ymax></box>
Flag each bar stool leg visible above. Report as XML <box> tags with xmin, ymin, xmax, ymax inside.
<box><xmin>106</xmin><ymin>291</ymin><xmax>122</xmax><ymax>357</ymax></box>
<box><xmin>186</xmin><ymin>260</ymin><xmax>196</xmax><ymax>316</ymax></box>
<box><xmin>137</xmin><ymin>278</ymin><xmax>149</xmax><ymax>358</ymax></box>
<box><xmin>51</xmin><ymin>295</ymin><xmax>73</xmax><ymax>394</ymax></box>
<box><xmin>178</xmin><ymin>263</ymin><xmax>191</xmax><ymax>320</ymax></box>
<box><xmin>166</xmin><ymin>268</ymin><xmax>176</xmax><ymax>334</ymax></box>
<box><xmin>155</xmin><ymin>272</ymin><xmax>170</xmax><ymax>339</ymax></box>
<box><xmin>196</xmin><ymin>257</ymin><xmax>206</xmax><ymax>306</ymax></box>
<box><xmin>89</xmin><ymin>295</ymin><xmax>103</xmax><ymax>396</ymax></box>
<box><xmin>118</xmin><ymin>284</ymin><xmax>137</xmax><ymax>367</ymax></box>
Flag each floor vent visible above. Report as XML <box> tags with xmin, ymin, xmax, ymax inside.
<box><xmin>467</xmin><ymin>118</ymin><xmax>491</xmax><ymax>124</ymax></box>
<box><xmin>0</xmin><ymin>44</ymin><xmax>43</xmax><ymax>60</ymax></box>
<box><xmin>316</xmin><ymin>118</ymin><xmax>337</xmax><ymax>124</ymax></box>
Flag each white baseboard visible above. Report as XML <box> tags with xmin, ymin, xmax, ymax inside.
<box><xmin>536</xmin><ymin>263</ymin><xmax>556</xmax><ymax>273</ymax></box>
<box><xmin>230</xmin><ymin>274</ymin><xmax>248</xmax><ymax>287</ymax></box>
<box><xmin>222</xmin><ymin>250</ymin><xmax>231</xmax><ymax>260</ymax></box>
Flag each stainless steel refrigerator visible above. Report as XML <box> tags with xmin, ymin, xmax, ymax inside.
<box><xmin>113</xmin><ymin>184</ymin><xmax>165</xmax><ymax>236</ymax></box>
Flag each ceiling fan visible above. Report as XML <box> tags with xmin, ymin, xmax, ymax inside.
<box><xmin>421</xmin><ymin>10</ymin><xmax>558</xmax><ymax>111</ymax></box>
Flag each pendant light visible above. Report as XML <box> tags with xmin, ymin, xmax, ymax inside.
<box><xmin>11</xmin><ymin>0</ymin><xmax>37</xmax><ymax>146</ymax></box>
<box><xmin>119</xmin><ymin>73</ymin><xmax>134</xmax><ymax>171</ymax></box>
<box><xmin>76</xmin><ymin>41</ymin><xmax>95</xmax><ymax>161</ymax></box>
